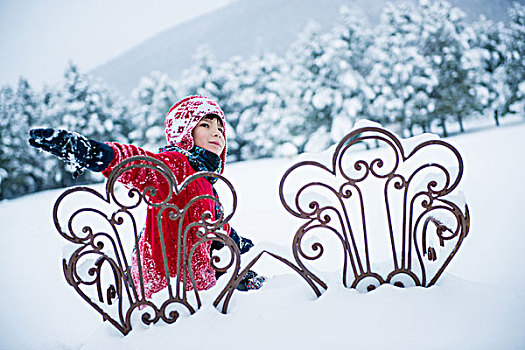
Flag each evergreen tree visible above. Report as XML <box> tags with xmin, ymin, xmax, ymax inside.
<box><xmin>0</xmin><ymin>84</ymin><xmax>15</xmax><ymax>199</ymax></box>
<box><xmin>130</xmin><ymin>71</ymin><xmax>178</xmax><ymax>150</ymax></box>
<box><xmin>0</xmin><ymin>79</ymin><xmax>43</xmax><ymax>199</ymax></box>
<box><xmin>202</xmin><ymin>55</ymin><xmax>245</xmax><ymax>156</ymax></box>
<box><xmin>215</xmin><ymin>55</ymin><xmax>251</xmax><ymax>160</ymax></box>
<box><xmin>333</xmin><ymin>6</ymin><xmax>373</xmax><ymax>77</ymax></box>
<box><xmin>468</xmin><ymin>15</ymin><xmax>508</xmax><ymax>125</ymax></box>
<box><xmin>232</xmin><ymin>52</ymin><xmax>292</xmax><ymax>159</ymax></box>
<box><xmin>502</xmin><ymin>2</ymin><xmax>525</xmax><ymax>116</ymax></box>
<box><xmin>180</xmin><ymin>46</ymin><xmax>225</xmax><ymax>101</ymax></box>
<box><xmin>285</xmin><ymin>21</ymin><xmax>355</xmax><ymax>152</ymax></box>
<box><xmin>283</xmin><ymin>22</ymin><xmax>326</xmax><ymax>152</ymax></box>
<box><xmin>42</xmin><ymin>63</ymin><xmax>124</xmax><ymax>187</ymax></box>
<box><xmin>322</xmin><ymin>7</ymin><xmax>373</xmax><ymax>144</ymax></box>
<box><xmin>179</xmin><ymin>46</ymin><xmax>242</xmax><ymax>156</ymax></box>
<box><xmin>419</xmin><ymin>0</ymin><xmax>477</xmax><ymax>136</ymax></box>
<box><xmin>367</xmin><ymin>2</ymin><xmax>437</xmax><ymax>136</ymax></box>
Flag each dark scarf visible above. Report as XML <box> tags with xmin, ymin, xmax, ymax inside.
<box><xmin>159</xmin><ymin>145</ymin><xmax>222</xmax><ymax>183</ymax></box>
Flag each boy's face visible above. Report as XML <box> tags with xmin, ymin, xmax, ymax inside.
<box><xmin>191</xmin><ymin>115</ymin><xmax>225</xmax><ymax>155</ymax></box>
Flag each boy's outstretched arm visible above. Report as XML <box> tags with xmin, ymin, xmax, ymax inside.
<box><xmin>29</xmin><ymin>128</ymin><xmax>114</xmax><ymax>174</ymax></box>
<box><xmin>29</xmin><ymin>128</ymin><xmax>190</xmax><ymax>199</ymax></box>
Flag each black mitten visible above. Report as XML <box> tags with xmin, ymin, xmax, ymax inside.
<box><xmin>236</xmin><ymin>270</ymin><xmax>266</xmax><ymax>291</ymax></box>
<box><xmin>29</xmin><ymin>128</ymin><xmax>114</xmax><ymax>177</ymax></box>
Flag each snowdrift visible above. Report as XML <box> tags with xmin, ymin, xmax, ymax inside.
<box><xmin>1</xmin><ymin>122</ymin><xmax>524</xmax><ymax>349</ymax></box>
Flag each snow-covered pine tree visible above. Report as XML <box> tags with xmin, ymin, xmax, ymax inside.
<box><xmin>203</xmin><ymin>55</ymin><xmax>247</xmax><ymax>159</ymax></box>
<box><xmin>42</xmin><ymin>63</ymin><xmax>124</xmax><ymax>187</ymax></box>
<box><xmin>232</xmin><ymin>52</ymin><xmax>292</xmax><ymax>159</ymax></box>
<box><xmin>179</xmin><ymin>46</ymin><xmax>253</xmax><ymax>155</ymax></box>
<box><xmin>333</xmin><ymin>6</ymin><xmax>373</xmax><ymax>77</ymax></box>
<box><xmin>367</xmin><ymin>2</ymin><xmax>437</xmax><ymax>136</ymax></box>
<box><xmin>468</xmin><ymin>15</ymin><xmax>508</xmax><ymax>125</ymax></box>
<box><xmin>502</xmin><ymin>2</ymin><xmax>525</xmax><ymax>117</ymax></box>
<box><xmin>180</xmin><ymin>46</ymin><xmax>252</xmax><ymax>159</ymax></box>
<box><xmin>283</xmin><ymin>21</ymin><xmax>328</xmax><ymax>153</ymax></box>
<box><xmin>130</xmin><ymin>71</ymin><xmax>178</xmax><ymax>150</ymax></box>
<box><xmin>419</xmin><ymin>0</ymin><xmax>478</xmax><ymax>136</ymax></box>
<box><xmin>215</xmin><ymin>55</ymin><xmax>254</xmax><ymax>161</ymax></box>
<box><xmin>179</xmin><ymin>46</ymin><xmax>293</xmax><ymax>161</ymax></box>
<box><xmin>323</xmin><ymin>6</ymin><xmax>373</xmax><ymax>143</ymax></box>
<box><xmin>180</xmin><ymin>46</ymin><xmax>230</xmax><ymax>104</ymax></box>
<box><xmin>0</xmin><ymin>83</ymin><xmax>16</xmax><ymax>199</ymax></box>
<box><xmin>0</xmin><ymin>85</ymin><xmax>12</xmax><ymax>186</ymax></box>
<box><xmin>0</xmin><ymin>79</ymin><xmax>44</xmax><ymax>199</ymax></box>
<box><xmin>285</xmin><ymin>21</ymin><xmax>356</xmax><ymax>152</ymax></box>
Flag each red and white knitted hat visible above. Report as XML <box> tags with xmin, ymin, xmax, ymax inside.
<box><xmin>164</xmin><ymin>95</ymin><xmax>227</xmax><ymax>168</ymax></box>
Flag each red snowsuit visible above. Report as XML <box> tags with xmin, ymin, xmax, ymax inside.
<box><xmin>102</xmin><ymin>142</ymin><xmax>230</xmax><ymax>299</ymax></box>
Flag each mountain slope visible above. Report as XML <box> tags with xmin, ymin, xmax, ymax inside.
<box><xmin>90</xmin><ymin>0</ymin><xmax>517</xmax><ymax>96</ymax></box>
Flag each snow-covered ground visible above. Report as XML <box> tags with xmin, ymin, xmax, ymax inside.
<box><xmin>1</xmin><ymin>121</ymin><xmax>524</xmax><ymax>350</ymax></box>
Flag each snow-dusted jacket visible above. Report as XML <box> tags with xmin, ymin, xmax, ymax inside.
<box><xmin>102</xmin><ymin>142</ymin><xmax>230</xmax><ymax>299</ymax></box>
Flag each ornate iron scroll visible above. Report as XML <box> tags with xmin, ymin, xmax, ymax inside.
<box><xmin>53</xmin><ymin>155</ymin><xmax>251</xmax><ymax>335</ymax></box>
<box><xmin>279</xmin><ymin>126</ymin><xmax>470</xmax><ymax>292</ymax></box>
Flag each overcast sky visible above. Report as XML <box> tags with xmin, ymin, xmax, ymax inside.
<box><xmin>0</xmin><ymin>0</ymin><xmax>236</xmax><ymax>89</ymax></box>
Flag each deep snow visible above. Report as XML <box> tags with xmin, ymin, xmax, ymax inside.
<box><xmin>1</xmin><ymin>121</ymin><xmax>524</xmax><ymax>350</ymax></box>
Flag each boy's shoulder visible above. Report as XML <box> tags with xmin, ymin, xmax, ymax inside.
<box><xmin>159</xmin><ymin>149</ymin><xmax>187</xmax><ymax>159</ymax></box>
<box><xmin>157</xmin><ymin>149</ymin><xmax>193</xmax><ymax>174</ymax></box>
<box><xmin>158</xmin><ymin>149</ymin><xmax>190</xmax><ymax>163</ymax></box>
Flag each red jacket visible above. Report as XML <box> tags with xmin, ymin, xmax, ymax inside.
<box><xmin>102</xmin><ymin>142</ymin><xmax>229</xmax><ymax>299</ymax></box>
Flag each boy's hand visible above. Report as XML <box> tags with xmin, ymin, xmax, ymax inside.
<box><xmin>29</xmin><ymin>128</ymin><xmax>84</xmax><ymax>161</ymax></box>
<box><xmin>29</xmin><ymin>128</ymin><xmax>114</xmax><ymax>177</ymax></box>
<box><xmin>236</xmin><ymin>270</ymin><xmax>266</xmax><ymax>291</ymax></box>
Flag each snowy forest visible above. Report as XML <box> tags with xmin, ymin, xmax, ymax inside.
<box><xmin>1</xmin><ymin>0</ymin><xmax>524</xmax><ymax>200</ymax></box>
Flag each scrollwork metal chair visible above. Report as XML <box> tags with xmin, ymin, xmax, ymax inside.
<box><xmin>278</xmin><ymin>125</ymin><xmax>470</xmax><ymax>292</ymax></box>
<box><xmin>53</xmin><ymin>155</ymin><xmax>256</xmax><ymax>335</ymax></box>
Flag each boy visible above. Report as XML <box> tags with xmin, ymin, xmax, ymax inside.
<box><xmin>29</xmin><ymin>95</ymin><xmax>264</xmax><ymax>299</ymax></box>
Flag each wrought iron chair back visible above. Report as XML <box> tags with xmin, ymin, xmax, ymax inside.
<box><xmin>278</xmin><ymin>126</ymin><xmax>470</xmax><ymax>292</ymax></box>
<box><xmin>53</xmin><ymin>155</ymin><xmax>247</xmax><ymax>335</ymax></box>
